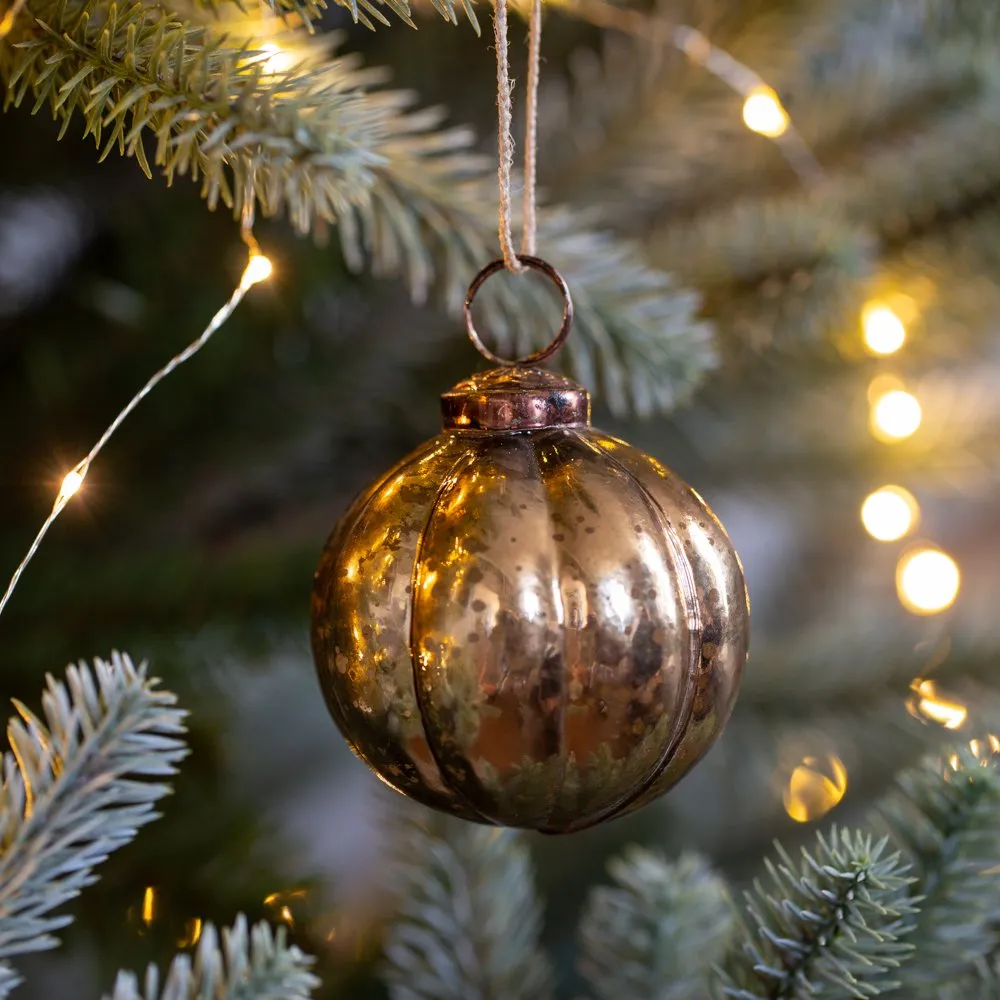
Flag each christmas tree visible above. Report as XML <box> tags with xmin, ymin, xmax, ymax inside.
<box><xmin>2</xmin><ymin>0</ymin><xmax>1000</xmax><ymax>997</ymax></box>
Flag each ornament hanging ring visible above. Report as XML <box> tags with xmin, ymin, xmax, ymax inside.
<box><xmin>464</xmin><ymin>255</ymin><xmax>574</xmax><ymax>367</ymax></box>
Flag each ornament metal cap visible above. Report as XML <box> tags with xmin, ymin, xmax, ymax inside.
<box><xmin>441</xmin><ymin>367</ymin><xmax>590</xmax><ymax>431</ymax></box>
<box><xmin>449</xmin><ymin>254</ymin><xmax>586</xmax><ymax>431</ymax></box>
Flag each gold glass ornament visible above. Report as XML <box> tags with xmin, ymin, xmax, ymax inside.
<box><xmin>311</xmin><ymin>257</ymin><xmax>749</xmax><ymax>833</ymax></box>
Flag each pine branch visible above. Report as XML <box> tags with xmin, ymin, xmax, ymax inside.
<box><xmin>186</xmin><ymin>0</ymin><xmax>330</xmax><ymax>29</ymax></box>
<box><xmin>1</xmin><ymin>5</ymin><xmax>415</xmax><ymax>228</ymax></box>
<box><xmin>716</xmin><ymin>828</ymin><xmax>917</xmax><ymax>1000</ymax></box>
<box><xmin>879</xmin><ymin>748</ymin><xmax>1000</xmax><ymax>993</ymax></box>
<box><xmin>104</xmin><ymin>914</ymin><xmax>319</xmax><ymax>1000</ymax></box>
<box><xmin>938</xmin><ymin>955</ymin><xmax>1000</xmax><ymax>1000</ymax></box>
<box><xmin>579</xmin><ymin>848</ymin><xmax>732</xmax><ymax>1000</ymax></box>
<box><xmin>0</xmin><ymin>964</ymin><xmax>17</xmax><ymax>1000</ymax></box>
<box><xmin>186</xmin><ymin>0</ymin><xmax>479</xmax><ymax>35</ymax></box>
<box><xmin>0</xmin><ymin>652</ymin><xmax>187</xmax><ymax>993</ymax></box>
<box><xmin>0</xmin><ymin>0</ymin><xmax>712</xmax><ymax>416</ymax></box>
<box><xmin>557</xmin><ymin>0</ymin><xmax>1000</xmax><ymax>216</ymax></box>
<box><xmin>551</xmin><ymin>4</ymin><xmax>1000</xmax><ymax>361</ymax></box>
<box><xmin>649</xmin><ymin>198</ymin><xmax>874</xmax><ymax>357</ymax></box>
<box><xmin>381</xmin><ymin>821</ymin><xmax>554</xmax><ymax>1000</ymax></box>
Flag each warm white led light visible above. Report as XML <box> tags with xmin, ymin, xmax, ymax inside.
<box><xmin>897</xmin><ymin>548</ymin><xmax>960</xmax><ymax>615</ymax></box>
<box><xmin>1</xmin><ymin>238</ymin><xmax>270</xmax><ymax>622</ymax></box>
<box><xmin>242</xmin><ymin>254</ymin><xmax>273</xmax><ymax>288</ymax></box>
<box><xmin>862</xmin><ymin>303</ymin><xmax>906</xmax><ymax>356</ymax></box>
<box><xmin>742</xmin><ymin>86</ymin><xmax>789</xmax><ymax>137</ymax></box>
<box><xmin>870</xmin><ymin>388</ymin><xmax>922</xmax><ymax>442</ymax></box>
<box><xmin>860</xmin><ymin>486</ymin><xmax>919</xmax><ymax>542</ymax></box>
<box><xmin>58</xmin><ymin>467</ymin><xmax>86</xmax><ymax>504</ymax></box>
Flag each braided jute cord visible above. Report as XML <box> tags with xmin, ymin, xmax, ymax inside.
<box><xmin>494</xmin><ymin>0</ymin><xmax>542</xmax><ymax>273</ymax></box>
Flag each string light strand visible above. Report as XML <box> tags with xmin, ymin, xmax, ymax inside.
<box><xmin>569</xmin><ymin>0</ymin><xmax>825</xmax><ymax>188</ymax></box>
<box><xmin>0</xmin><ymin>239</ymin><xmax>273</xmax><ymax>621</ymax></box>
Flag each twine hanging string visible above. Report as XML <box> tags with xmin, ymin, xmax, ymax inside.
<box><xmin>465</xmin><ymin>0</ymin><xmax>573</xmax><ymax>365</ymax></box>
<box><xmin>494</xmin><ymin>0</ymin><xmax>542</xmax><ymax>272</ymax></box>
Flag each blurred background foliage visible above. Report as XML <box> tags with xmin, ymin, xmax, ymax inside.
<box><xmin>2</xmin><ymin>0</ymin><xmax>1000</xmax><ymax>995</ymax></box>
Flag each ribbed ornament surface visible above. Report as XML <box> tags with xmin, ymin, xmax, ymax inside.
<box><xmin>310</xmin><ymin>369</ymin><xmax>749</xmax><ymax>833</ymax></box>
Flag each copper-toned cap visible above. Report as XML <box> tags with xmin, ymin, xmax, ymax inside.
<box><xmin>441</xmin><ymin>366</ymin><xmax>590</xmax><ymax>431</ymax></box>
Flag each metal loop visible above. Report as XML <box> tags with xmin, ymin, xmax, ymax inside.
<box><xmin>463</xmin><ymin>255</ymin><xmax>574</xmax><ymax>366</ymax></box>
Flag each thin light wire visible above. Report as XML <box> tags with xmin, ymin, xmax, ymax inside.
<box><xmin>0</xmin><ymin>238</ymin><xmax>272</xmax><ymax>621</ymax></box>
<box><xmin>494</xmin><ymin>0</ymin><xmax>543</xmax><ymax>272</ymax></box>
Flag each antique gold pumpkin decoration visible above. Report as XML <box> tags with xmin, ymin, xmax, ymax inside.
<box><xmin>310</xmin><ymin>257</ymin><xmax>749</xmax><ymax>834</ymax></box>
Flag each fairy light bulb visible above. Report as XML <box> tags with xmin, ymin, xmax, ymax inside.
<box><xmin>896</xmin><ymin>547</ymin><xmax>960</xmax><ymax>615</ymax></box>
<box><xmin>57</xmin><ymin>466</ymin><xmax>87</xmax><ymax>505</ymax></box>
<box><xmin>860</xmin><ymin>486</ymin><xmax>919</xmax><ymax>541</ymax></box>
<box><xmin>241</xmin><ymin>254</ymin><xmax>273</xmax><ymax>289</ymax></box>
<box><xmin>742</xmin><ymin>86</ymin><xmax>789</xmax><ymax>138</ymax></box>
<box><xmin>862</xmin><ymin>303</ymin><xmax>906</xmax><ymax>356</ymax></box>
<box><xmin>1</xmin><ymin>234</ymin><xmax>271</xmax><ymax>624</ymax></box>
<box><xmin>870</xmin><ymin>388</ymin><xmax>922</xmax><ymax>442</ymax></box>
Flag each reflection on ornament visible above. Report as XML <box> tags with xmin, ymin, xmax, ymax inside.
<box><xmin>742</xmin><ymin>86</ymin><xmax>789</xmax><ymax>137</ymax></box>
<box><xmin>264</xmin><ymin>888</ymin><xmax>308</xmax><ymax>929</ymax></box>
<box><xmin>142</xmin><ymin>886</ymin><xmax>156</xmax><ymax>927</ymax></box>
<box><xmin>860</xmin><ymin>486</ymin><xmax>919</xmax><ymax>541</ymax></box>
<box><xmin>896</xmin><ymin>548</ymin><xmax>960</xmax><ymax>615</ymax></box>
<box><xmin>870</xmin><ymin>388</ymin><xmax>922</xmax><ymax>442</ymax></box>
<box><xmin>783</xmin><ymin>755</ymin><xmax>848</xmax><ymax>823</ymax></box>
<box><xmin>907</xmin><ymin>678</ymin><xmax>967</xmax><ymax>729</ymax></box>
<box><xmin>177</xmin><ymin>917</ymin><xmax>203</xmax><ymax>947</ymax></box>
<box><xmin>968</xmin><ymin>735</ymin><xmax>1000</xmax><ymax>764</ymax></box>
<box><xmin>311</xmin><ymin>366</ymin><xmax>750</xmax><ymax>833</ymax></box>
<box><xmin>862</xmin><ymin>303</ymin><xmax>906</xmax><ymax>356</ymax></box>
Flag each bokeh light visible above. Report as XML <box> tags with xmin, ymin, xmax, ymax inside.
<box><xmin>862</xmin><ymin>303</ymin><xmax>906</xmax><ymax>356</ymax></box>
<box><xmin>907</xmin><ymin>678</ymin><xmax>967</xmax><ymax>729</ymax></box>
<box><xmin>783</xmin><ymin>754</ymin><xmax>848</xmax><ymax>823</ymax></box>
<box><xmin>860</xmin><ymin>486</ymin><xmax>919</xmax><ymax>541</ymax></box>
<box><xmin>897</xmin><ymin>548</ymin><xmax>960</xmax><ymax>615</ymax></box>
<box><xmin>870</xmin><ymin>388</ymin><xmax>922</xmax><ymax>442</ymax></box>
